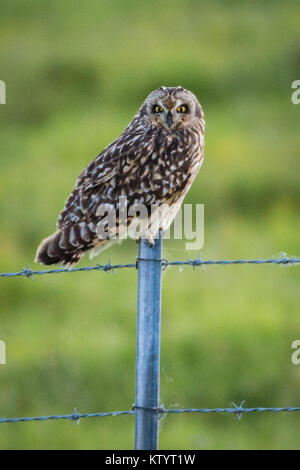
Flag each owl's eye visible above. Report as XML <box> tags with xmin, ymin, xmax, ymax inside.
<box><xmin>153</xmin><ymin>105</ymin><xmax>163</xmax><ymax>113</ymax></box>
<box><xmin>177</xmin><ymin>105</ymin><xmax>188</xmax><ymax>113</ymax></box>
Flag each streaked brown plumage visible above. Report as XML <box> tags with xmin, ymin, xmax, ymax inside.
<box><xmin>35</xmin><ymin>86</ymin><xmax>205</xmax><ymax>266</ymax></box>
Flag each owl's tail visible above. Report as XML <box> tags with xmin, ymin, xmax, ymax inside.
<box><xmin>35</xmin><ymin>226</ymin><xmax>108</xmax><ymax>267</ymax></box>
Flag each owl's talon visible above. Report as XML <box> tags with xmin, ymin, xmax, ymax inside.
<box><xmin>146</xmin><ymin>233</ymin><xmax>155</xmax><ymax>247</ymax></box>
<box><xmin>136</xmin><ymin>235</ymin><xmax>154</xmax><ymax>247</ymax></box>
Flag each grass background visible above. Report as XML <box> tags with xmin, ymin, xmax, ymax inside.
<box><xmin>0</xmin><ymin>0</ymin><xmax>299</xmax><ymax>449</ymax></box>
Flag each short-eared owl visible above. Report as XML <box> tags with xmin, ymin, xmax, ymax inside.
<box><xmin>35</xmin><ymin>86</ymin><xmax>205</xmax><ymax>266</ymax></box>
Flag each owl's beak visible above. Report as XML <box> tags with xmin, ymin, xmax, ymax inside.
<box><xmin>166</xmin><ymin>111</ymin><xmax>173</xmax><ymax>129</ymax></box>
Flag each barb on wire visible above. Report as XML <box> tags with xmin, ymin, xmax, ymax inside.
<box><xmin>0</xmin><ymin>256</ymin><xmax>299</xmax><ymax>279</ymax></box>
<box><xmin>1</xmin><ymin>404</ymin><xmax>300</xmax><ymax>424</ymax></box>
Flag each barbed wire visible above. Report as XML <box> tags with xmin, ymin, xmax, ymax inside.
<box><xmin>1</xmin><ymin>254</ymin><xmax>299</xmax><ymax>429</ymax></box>
<box><xmin>0</xmin><ymin>255</ymin><xmax>299</xmax><ymax>279</ymax></box>
<box><xmin>1</xmin><ymin>403</ymin><xmax>300</xmax><ymax>424</ymax></box>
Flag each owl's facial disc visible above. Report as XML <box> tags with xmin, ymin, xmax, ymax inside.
<box><xmin>152</xmin><ymin>100</ymin><xmax>191</xmax><ymax>129</ymax></box>
<box><xmin>142</xmin><ymin>86</ymin><xmax>203</xmax><ymax>131</ymax></box>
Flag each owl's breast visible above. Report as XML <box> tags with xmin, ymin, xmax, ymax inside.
<box><xmin>136</xmin><ymin>125</ymin><xmax>203</xmax><ymax>201</ymax></box>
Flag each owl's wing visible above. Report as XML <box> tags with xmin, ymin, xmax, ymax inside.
<box><xmin>56</xmin><ymin>134</ymin><xmax>143</xmax><ymax>230</ymax></box>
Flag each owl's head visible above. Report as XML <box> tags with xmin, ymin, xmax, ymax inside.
<box><xmin>140</xmin><ymin>86</ymin><xmax>204</xmax><ymax>131</ymax></box>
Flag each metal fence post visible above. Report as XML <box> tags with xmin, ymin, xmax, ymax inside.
<box><xmin>134</xmin><ymin>233</ymin><xmax>163</xmax><ymax>450</ymax></box>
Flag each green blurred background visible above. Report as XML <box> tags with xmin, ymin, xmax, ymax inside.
<box><xmin>0</xmin><ymin>0</ymin><xmax>299</xmax><ymax>450</ymax></box>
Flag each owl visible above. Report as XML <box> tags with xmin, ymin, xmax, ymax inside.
<box><xmin>35</xmin><ymin>86</ymin><xmax>205</xmax><ymax>266</ymax></box>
